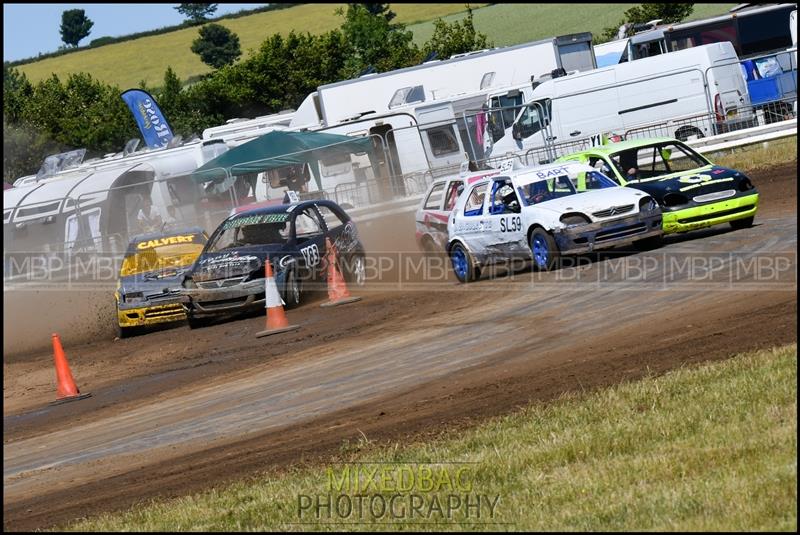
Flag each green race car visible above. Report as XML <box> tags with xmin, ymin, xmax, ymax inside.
<box><xmin>557</xmin><ymin>137</ymin><xmax>759</xmax><ymax>234</ymax></box>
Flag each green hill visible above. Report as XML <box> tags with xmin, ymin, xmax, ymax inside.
<box><xmin>15</xmin><ymin>3</ymin><xmax>736</xmax><ymax>90</ymax></box>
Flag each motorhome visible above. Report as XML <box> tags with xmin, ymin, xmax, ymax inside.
<box><xmin>483</xmin><ymin>41</ymin><xmax>752</xmax><ymax>159</ymax></box>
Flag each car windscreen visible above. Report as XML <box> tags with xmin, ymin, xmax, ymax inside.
<box><xmin>121</xmin><ymin>242</ymin><xmax>205</xmax><ymax>277</ymax></box>
<box><xmin>517</xmin><ymin>171</ymin><xmax>617</xmax><ymax>206</ymax></box>
<box><xmin>207</xmin><ymin>214</ymin><xmax>291</xmax><ymax>252</ymax></box>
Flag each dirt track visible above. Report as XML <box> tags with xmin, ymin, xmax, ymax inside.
<box><xmin>3</xmin><ymin>162</ymin><xmax>797</xmax><ymax>531</ymax></box>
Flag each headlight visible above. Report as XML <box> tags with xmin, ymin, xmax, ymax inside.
<box><xmin>738</xmin><ymin>176</ymin><xmax>755</xmax><ymax>191</ymax></box>
<box><xmin>663</xmin><ymin>192</ymin><xmax>689</xmax><ymax>208</ymax></box>
<box><xmin>182</xmin><ymin>278</ymin><xmax>197</xmax><ymax>289</ymax></box>
<box><xmin>123</xmin><ymin>291</ymin><xmax>144</xmax><ymax>303</ymax></box>
<box><xmin>639</xmin><ymin>196</ymin><xmax>659</xmax><ymax>212</ymax></box>
<box><xmin>559</xmin><ymin>213</ymin><xmax>591</xmax><ymax>227</ymax></box>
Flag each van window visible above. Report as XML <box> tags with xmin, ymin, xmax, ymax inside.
<box><xmin>480</xmin><ymin>72</ymin><xmax>496</xmax><ymax>90</ymax></box>
<box><xmin>488</xmin><ymin>93</ymin><xmax>524</xmax><ymax>142</ymax></box>
<box><xmin>426</xmin><ymin>126</ymin><xmax>461</xmax><ymax>157</ymax></box>
<box><xmin>516</xmin><ymin>99</ymin><xmax>551</xmax><ymax>140</ymax></box>
<box><xmin>389</xmin><ymin>86</ymin><xmax>425</xmax><ymax>108</ymax></box>
<box><xmin>463</xmin><ymin>184</ymin><xmax>487</xmax><ymax>216</ymax></box>
<box><xmin>423</xmin><ymin>182</ymin><xmax>446</xmax><ymax>210</ymax></box>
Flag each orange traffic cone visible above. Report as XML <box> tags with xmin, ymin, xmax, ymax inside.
<box><xmin>320</xmin><ymin>237</ymin><xmax>362</xmax><ymax>308</ymax></box>
<box><xmin>256</xmin><ymin>260</ymin><xmax>300</xmax><ymax>338</ymax></box>
<box><xmin>50</xmin><ymin>333</ymin><xmax>91</xmax><ymax>405</ymax></box>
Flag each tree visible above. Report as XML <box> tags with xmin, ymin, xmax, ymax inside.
<box><xmin>175</xmin><ymin>3</ymin><xmax>219</xmax><ymax>25</ymax></box>
<box><xmin>59</xmin><ymin>9</ymin><xmax>94</xmax><ymax>48</ymax></box>
<box><xmin>191</xmin><ymin>23</ymin><xmax>242</xmax><ymax>69</ymax></box>
<box><xmin>422</xmin><ymin>7</ymin><xmax>493</xmax><ymax>61</ymax></box>
<box><xmin>598</xmin><ymin>3</ymin><xmax>694</xmax><ymax>43</ymax></box>
<box><xmin>337</xmin><ymin>4</ymin><xmax>419</xmax><ymax>78</ymax></box>
<box><xmin>359</xmin><ymin>3</ymin><xmax>395</xmax><ymax>22</ymax></box>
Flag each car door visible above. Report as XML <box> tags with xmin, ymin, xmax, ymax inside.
<box><xmin>457</xmin><ymin>182</ymin><xmax>490</xmax><ymax>254</ymax></box>
<box><xmin>481</xmin><ymin>178</ymin><xmax>526</xmax><ymax>259</ymax></box>
<box><xmin>292</xmin><ymin>206</ymin><xmax>326</xmax><ymax>282</ymax></box>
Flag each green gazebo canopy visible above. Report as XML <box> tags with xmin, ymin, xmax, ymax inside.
<box><xmin>191</xmin><ymin>130</ymin><xmax>376</xmax><ymax>189</ymax></box>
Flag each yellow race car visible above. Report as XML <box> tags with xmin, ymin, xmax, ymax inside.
<box><xmin>115</xmin><ymin>227</ymin><xmax>208</xmax><ymax>337</ymax></box>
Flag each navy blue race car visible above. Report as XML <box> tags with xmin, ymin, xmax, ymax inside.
<box><xmin>182</xmin><ymin>200</ymin><xmax>366</xmax><ymax>328</ymax></box>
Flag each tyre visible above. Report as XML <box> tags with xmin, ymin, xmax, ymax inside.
<box><xmin>449</xmin><ymin>242</ymin><xmax>480</xmax><ymax>283</ymax></box>
<box><xmin>283</xmin><ymin>268</ymin><xmax>302</xmax><ymax>309</ymax></box>
<box><xmin>529</xmin><ymin>228</ymin><xmax>560</xmax><ymax>271</ymax></box>
<box><xmin>729</xmin><ymin>216</ymin><xmax>754</xmax><ymax>230</ymax></box>
<box><xmin>343</xmin><ymin>252</ymin><xmax>367</xmax><ymax>287</ymax></box>
<box><xmin>633</xmin><ymin>234</ymin><xmax>664</xmax><ymax>251</ymax></box>
<box><xmin>116</xmin><ymin>323</ymin><xmax>138</xmax><ymax>339</ymax></box>
<box><xmin>674</xmin><ymin>126</ymin><xmax>704</xmax><ymax>142</ymax></box>
<box><xmin>421</xmin><ymin>236</ymin><xmax>437</xmax><ymax>255</ymax></box>
<box><xmin>187</xmin><ymin>313</ymin><xmax>211</xmax><ymax>330</ymax></box>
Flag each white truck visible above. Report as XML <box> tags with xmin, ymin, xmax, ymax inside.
<box><xmin>484</xmin><ymin>41</ymin><xmax>752</xmax><ymax>159</ymax></box>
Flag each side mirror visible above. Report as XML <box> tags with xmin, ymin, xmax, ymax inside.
<box><xmin>512</xmin><ymin>123</ymin><xmax>522</xmax><ymax>140</ymax></box>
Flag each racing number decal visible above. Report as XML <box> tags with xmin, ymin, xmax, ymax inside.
<box><xmin>500</xmin><ymin>216</ymin><xmax>522</xmax><ymax>233</ymax></box>
<box><xmin>301</xmin><ymin>244</ymin><xmax>321</xmax><ymax>267</ymax></box>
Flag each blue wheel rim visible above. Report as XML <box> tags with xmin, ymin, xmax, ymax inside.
<box><xmin>532</xmin><ymin>235</ymin><xmax>549</xmax><ymax>268</ymax></box>
<box><xmin>452</xmin><ymin>247</ymin><xmax>468</xmax><ymax>280</ymax></box>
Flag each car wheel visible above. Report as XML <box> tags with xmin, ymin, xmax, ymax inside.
<box><xmin>187</xmin><ymin>313</ymin><xmax>211</xmax><ymax>330</ymax></box>
<box><xmin>729</xmin><ymin>216</ymin><xmax>754</xmax><ymax>230</ymax></box>
<box><xmin>283</xmin><ymin>268</ymin><xmax>302</xmax><ymax>309</ymax></box>
<box><xmin>421</xmin><ymin>236</ymin><xmax>437</xmax><ymax>255</ymax></box>
<box><xmin>449</xmin><ymin>242</ymin><xmax>479</xmax><ymax>283</ymax></box>
<box><xmin>116</xmin><ymin>323</ymin><xmax>137</xmax><ymax>339</ymax></box>
<box><xmin>529</xmin><ymin>228</ymin><xmax>560</xmax><ymax>271</ymax></box>
<box><xmin>675</xmin><ymin>125</ymin><xmax>704</xmax><ymax>142</ymax></box>
<box><xmin>633</xmin><ymin>235</ymin><xmax>664</xmax><ymax>251</ymax></box>
<box><xmin>344</xmin><ymin>252</ymin><xmax>367</xmax><ymax>287</ymax></box>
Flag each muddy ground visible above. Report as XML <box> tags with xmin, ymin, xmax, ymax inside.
<box><xmin>3</xmin><ymin>161</ymin><xmax>797</xmax><ymax>531</ymax></box>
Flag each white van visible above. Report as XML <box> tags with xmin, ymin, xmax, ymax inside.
<box><xmin>487</xmin><ymin>42</ymin><xmax>752</xmax><ymax>157</ymax></box>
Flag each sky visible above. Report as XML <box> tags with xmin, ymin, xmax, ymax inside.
<box><xmin>3</xmin><ymin>3</ymin><xmax>269</xmax><ymax>62</ymax></box>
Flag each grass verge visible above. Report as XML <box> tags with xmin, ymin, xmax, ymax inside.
<box><xmin>712</xmin><ymin>135</ymin><xmax>798</xmax><ymax>171</ymax></box>
<box><xmin>66</xmin><ymin>344</ymin><xmax>797</xmax><ymax>531</ymax></box>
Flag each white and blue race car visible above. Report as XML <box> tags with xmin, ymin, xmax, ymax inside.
<box><xmin>447</xmin><ymin>162</ymin><xmax>663</xmax><ymax>282</ymax></box>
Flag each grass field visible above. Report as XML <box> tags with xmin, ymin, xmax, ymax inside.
<box><xmin>712</xmin><ymin>135</ymin><xmax>798</xmax><ymax>171</ymax></box>
<box><xmin>409</xmin><ymin>3</ymin><xmax>737</xmax><ymax>47</ymax></box>
<box><xmin>15</xmin><ymin>3</ymin><xmax>735</xmax><ymax>90</ymax></box>
<box><xmin>67</xmin><ymin>344</ymin><xmax>797</xmax><ymax>531</ymax></box>
<box><xmin>14</xmin><ymin>4</ymin><xmax>483</xmax><ymax>89</ymax></box>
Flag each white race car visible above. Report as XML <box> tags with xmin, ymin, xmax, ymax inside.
<box><xmin>447</xmin><ymin>162</ymin><xmax>663</xmax><ymax>282</ymax></box>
